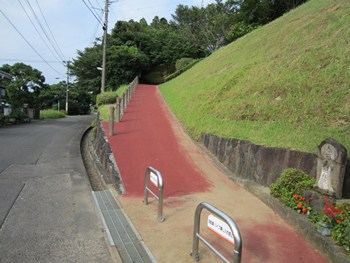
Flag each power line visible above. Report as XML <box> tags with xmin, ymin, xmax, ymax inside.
<box><xmin>24</xmin><ymin>0</ymin><xmax>66</xmax><ymax>63</ymax></box>
<box><xmin>0</xmin><ymin>58</ymin><xmax>62</xmax><ymax>63</ymax></box>
<box><xmin>35</xmin><ymin>0</ymin><xmax>66</xmax><ymax>61</ymax></box>
<box><xmin>87</xmin><ymin>0</ymin><xmax>103</xmax><ymax>23</ymax></box>
<box><xmin>17</xmin><ymin>0</ymin><xmax>63</xmax><ymax>64</ymax></box>
<box><xmin>0</xmin><ymin>9</ymin><xmax>65</xmax><ymax>77</ymax></box>
<box><xmin>82</xmin><ymin>0</ymin><xmax>104</xmax><ymax>26</ymax></box>
<box><xmin>89</xmin><ymin>11</ymin><xmax>103</xmax><ymax>46</ymax></box>
<box><xmin>94</xmin><ymin>0</ymin><xmax>103</xmax><ymax>9</ymax></box>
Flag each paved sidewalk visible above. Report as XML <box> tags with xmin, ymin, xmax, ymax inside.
<box><xmin>103</xmin><ymin>84</ymin><xmax>328</xmax><ymax>263</ymax></box>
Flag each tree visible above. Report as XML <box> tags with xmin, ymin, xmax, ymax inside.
<box><xmin>66</xmin><ymin>82</ymin><xmax>92</xmax><ymax>115</ymax></box>
<box><xmin>106</xmin><ymin>45</ymin><xmax>149</xmax><ymax>88</ymax></box>
<box><xmin>234</xmin><ymin>0</ymin><xmax>308</xmax><ymax>25</ymax></box>
<box><xmin>171</xmin><ymin>1</ymin><xmax>235</xmax><ymax>54</ymax></box>
<box><xmin>0</xmin><ymin>63</ymin><xmax>47</xmax><ymax>110</ymax></box>
<box><xmin>70</xmin><ymin>45</ymin><xmax>102</xmax><ymax>95</ymax></box>
<box><xmin>40</xmin><ymin>82</ymin><xmax>66</xmax><ymax>110</ymax></box>
<box><xmin>72</xmin><ymin>17</ymin><xmax>204</xmax><ymax>90</ymax></box>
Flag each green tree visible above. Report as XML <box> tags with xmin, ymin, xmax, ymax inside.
<box><xmin>0</xmin><ymin>63</ymin><xmax>47</xmax><ymax>110</ymax></box>
<box><xmin>233</xmin><ymin>0</ymin><xmax>308</xmax><ymax>25</ymax></box>
<box><xmin>106</xmin><ymin>45</ymin><xmax>149</xmax><ymax>88</ymax></box>
<box><xmin>70</xmin><ymin>45</ymin><xmax>102</xmax><ymax>95</ymax></box>
<box><xmin>66</xmin><ymin>83</ymin><xmax>92</xmax><ymax>115</ymax></box>
<box><xmin>40</xmin><ymin>81</ymin><xmax>66</xmax><ymax>111</ymax></box>
<box><xmin>171</xmin><ymin>1</ymin><xmax>235</xmax><ymax>54</ymax></box>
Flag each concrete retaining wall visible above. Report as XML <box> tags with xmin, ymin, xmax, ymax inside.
<box><xmin>200</xmin><ymin>133</ymin><xmax>350</xmax><ymax>198</ymax></box>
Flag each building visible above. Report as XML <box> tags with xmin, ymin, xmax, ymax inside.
<box><xmin>0</xmin><ymin>70</ymin><xmax>12</xmax><ymax>116</ymax></box>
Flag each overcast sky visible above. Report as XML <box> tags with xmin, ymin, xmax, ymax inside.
<box><xmin>0</xmin><ymin>0</ymin><xmax>216</xmax><ymax>84</ymax></box>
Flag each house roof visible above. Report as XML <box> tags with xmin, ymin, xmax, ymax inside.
<box><xmin>0</xmin><ymin>70</ymin><xmax>13</xmax><ymax>80</ymax></box>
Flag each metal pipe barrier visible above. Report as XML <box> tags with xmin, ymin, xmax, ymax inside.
<box><xmin>191</xmin><ymin>202</ymin><xmax>242</xmax><ymax>263</ymax></box>
<box><xmin>143</xmin><ymin>166</ymin><xmax>164</xmax><ymax>222</ymax></box>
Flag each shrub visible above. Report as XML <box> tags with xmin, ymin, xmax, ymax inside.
<box><xmin>332</xmin><ymin>208</ymin><xmax>350</xmax><ymax>253</ymax></box>
<box><xmin>40</xmin><ymin>109</ymin><xmax>66</xmax><ymax>119</ymax></box>
<box><xmin>175</xmin><ymin>58</ymin><xmax>196</xmax><ymax>71</ymax></box>
<box><xmin>9</xmin><ymin>110</ymin><xmax>27</xmax><ymax>121</ymax></box>
<box><xmin>270</xmin><ymin>168</ymin><xmax>315</xmax><ymax>207</ymax></box>
<box><xmin>226</xmin><ymin>22</ymin><xmax>260</xmax><ymax>43</ymax></box>
<box><xmin>96</xmin><ymin>91</ymin><xmax>118</xmax><ymax>106</ymax></box>
<box><xmin>165</xmin><ymin>59</ymin><xmax>201</xmax><ymax>82</ymax></box>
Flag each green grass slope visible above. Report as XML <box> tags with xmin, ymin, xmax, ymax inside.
<box><xmin>160</xmin><ymin>0</ymin><xmax>350</xmax><ymax>153</ymax></box>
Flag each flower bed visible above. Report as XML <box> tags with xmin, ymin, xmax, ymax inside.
<box><xmin>270</xmin><ymin>168</ymin><xmax>350</xmax><ymax>254</ymax></box>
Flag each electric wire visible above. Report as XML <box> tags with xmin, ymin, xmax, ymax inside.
<box><xmin>89</xmin><ymin>12</ymin><xmax>103</xmax><ymax>46</ymax></box>
<box><xmin>82</xmin><ymin>0</ymin><xmax>104</xmax><ymax>26</ymax></box>
<box><xmin>35</xmin><ymin>0</ymin><xmax>66</xmax><ymax>61</ymax></box>
<box><xmin>17</xmin><ymin>0</ymin><xmax>63</xmax><ymax>64</ymax></box>
<box><xmin>87</xmin><ymin>0</ymin><xmax>103</xmax><ymax>15</ymax></box>
<box><xmin>0</xmin><ymin>58</ymin><xmax>62</xmax><ymax>63</ymax></box>
<box><xmin>24</xmin><ymin>0</ymin><xmax>66</xmax><ymax>63</ymax></box>
<box><xmin>94</xmin><ymin>0</ymin><xmax>103</xmax><ymax>9</ymax></box>
<box><xmin>0</xmin><ymin>10</ymin><xmax>65</xmax><ymax>77</ymax></box>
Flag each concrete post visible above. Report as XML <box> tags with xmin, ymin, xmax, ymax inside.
<box><xmin>116</xmin><ymin>97</ymin><xmax>120</xmax><ymax>122</ymax></box>
<box><xmin>109</xmin><ymin>105</ymin><xmax>114</xmax><ymax>136</ymax></box>
<box><xmin>120</xmin><ymin>95</ymin><xmax>124</xmax><ymax>116</ymax></box>
<box><xmin>96</xmin><ymin>112</ymin><xmax>100</xmax><ymax>138</ymax></box>
<box><xmin>123</xmin><ymin>93</ymin><xmax>126</xmax><ymax>112</ymax></box>
<box><xmin>127</xmin><ymin>88</ymin><xmax>130</xmax><ymax>104</ymax></box>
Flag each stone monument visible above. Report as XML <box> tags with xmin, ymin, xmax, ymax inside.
<box><xmin>314</xmin><ymin>138</ymin><xmax>347</xmax><ymax>199</ymax></box>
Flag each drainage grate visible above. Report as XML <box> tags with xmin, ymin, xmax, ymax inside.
<box><xmin>93</xmin><ymin>190</ymin><xmax>155</xmax><ymax>263</ymax></box>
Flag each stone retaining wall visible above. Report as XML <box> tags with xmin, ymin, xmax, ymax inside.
<box><xmin>92</xmin><ymin>117</ymin><xmax>125</xmax><ymax>194</ymax></box>
<box><xmin>89</xmin><ymin>76</ymin><xmax>139</xmax><ymax>194</ymax></box>
<box><xmin>200</xmin><ymin>133</ymin><xmax>350</xmax><ymax>198</ymax></box>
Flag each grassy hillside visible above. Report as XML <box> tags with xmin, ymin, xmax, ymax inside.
<box><xmin>160</xmin><ymin>0</ymin><xmax>350</xmax><ymax>153</ymax></box>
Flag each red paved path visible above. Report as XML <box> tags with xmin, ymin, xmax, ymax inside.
<box><xmin>103</xmin><ymin>84</ymin><xmax>211</xmax><ymax>197</ymax></box>
<box><xmin>102</xmin><ymin>84</ymin><xmax>329</xmax><ymax>263</ymax></box>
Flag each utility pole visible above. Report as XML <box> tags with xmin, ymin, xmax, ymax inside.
<box><xmin>101</xmin><ymin>0</ymin><xmax>109</xmax><ymax>93</ymax></box>
<box><xmin>65</xmin><ymin>60</ymin><xmax>70</xmax><ymax>114</ymax></box>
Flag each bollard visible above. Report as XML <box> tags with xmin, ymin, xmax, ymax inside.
<box><xmin>116</xmin><ymin>97</ymin><xmax>120</xmax><ymax>122</ymax></box>
<box><xmin>96</xmin><ymin>112</ymin><xmax>100</xmax><ymax>138</ymax></box>
<box><xmin>144</xmin><ymin>166</ymin><xmax>164</xmax><ymax>222</ymax></box>
<box><xmin>128</xmin><ymin>87</ymin><xmax>131</xmax><ymax>102</ymax></box>
<box><xmin>191</xmin><ymin>202</ymin><xmax>242</xmax><ymax>263</ymax></box>
<box><xmin>123</xmin><ymin>93</ymin><xmax>126</xmax><ymax>111</ymax></box>
<box><xmin>108</xmin><ymin>105</ymin><xmax>114</xmax><ymax>136</ymax></box>
<box><xmin>120</xmin><ymin>95</ymin><xmax>124</xmax><ymax>116</ymax></box>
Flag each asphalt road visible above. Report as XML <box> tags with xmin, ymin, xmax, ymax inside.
<box><xmin>0</xmin><ymin>116</ymin><xmax>113</xmax><ymax>263</ymax></box>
